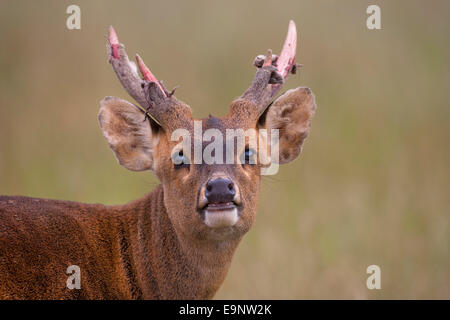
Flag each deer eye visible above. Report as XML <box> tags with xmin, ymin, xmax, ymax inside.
<box><xmin>172</xmin><ymin>150</ymin><xmax>190</xmax><ymax>169</ymax></box>
<box><xmin>241</xmin><ymin>147</ymin><xmax>257</xmax><ymax>165</ymax></box>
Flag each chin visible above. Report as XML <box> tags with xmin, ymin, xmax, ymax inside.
<box><xmin>198</xmin><ymin>206</ymin><xmax>252</xmax><ymax>241</ymax></box>
<box><xmin>204</xmin><ymin>205</ymin><xmax>239</xmax><ymax>228</ymax></box>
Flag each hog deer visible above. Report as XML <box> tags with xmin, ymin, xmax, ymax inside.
<box><xmin>0</xmin><ymin>21</ymin><xmax>316</xmax><ymax>299</ymax></box>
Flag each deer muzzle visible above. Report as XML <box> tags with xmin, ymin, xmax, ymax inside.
<box><xmin>198</xmin><ymin>177</ymin><xmax>242</xmax><ymax>228</ymax></box>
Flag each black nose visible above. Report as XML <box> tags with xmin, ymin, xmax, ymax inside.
<box><xmin>205</xmin><ymin>178</ymin><xmax>236</xmax><ymax>203</ymax></box>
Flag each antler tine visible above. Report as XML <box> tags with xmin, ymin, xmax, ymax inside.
<box><xmin>271</xmin><ymin>20</ymin><xmax>297</xmax><ymax>95</ymax></box>
<box><xmin>240</xmin><ymin>20</ymin><xmax>297</xmax><ymax>116</ymax></box>
<box><xmin>107</xmin><ymin>26</ymin><xmax>148</xmax><ymax>108</ymax></box>
<box><xmin>135</xmin><ymin>53</ymin><xmax>167</xmax><ymax>97</ymax></box>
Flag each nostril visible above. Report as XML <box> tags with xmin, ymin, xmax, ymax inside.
<box><xmin>228</xmin><ymin>183</ymin><xmax>234</xmax><ymax>191</ymax></box>
<box><xmin>206</xmin><ymin>184</ymin><xmax>212</xmax><ymax>192</ymax></box>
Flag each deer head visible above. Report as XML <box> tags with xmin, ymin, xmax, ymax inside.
<box><xmin>98</xmin><ymin>21</ymin><xmax>316</xmax><ymax>242</ymax></box>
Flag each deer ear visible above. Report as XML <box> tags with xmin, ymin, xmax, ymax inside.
<box><xmin>259</xmin><ymin>87</ymin><xmax>316</xmax><ymax>164</ymax></box>
<box><xmin>98</xmin><ymin>96</ymin><xmax>156</xmax><ymax>171</ymax></box>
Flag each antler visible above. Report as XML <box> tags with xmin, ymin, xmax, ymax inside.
<box><xmin>107</xmin><ymin>26</ymin><xmax>191</xmax><ymax>128</ymax></box>
<box><xmin>240</xmin><ymin>20</ymin><xmax>298</xmax><ymax>116</ymax></box>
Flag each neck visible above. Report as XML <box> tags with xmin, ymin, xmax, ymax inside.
<box><xmin>118</xmin><ymin>185</ymin><xmax>240</xmax><ymax>299</ymax></box>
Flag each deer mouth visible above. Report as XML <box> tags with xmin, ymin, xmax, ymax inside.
<box><xmin>205</xmin><ymin>202</ymin><xmax>236</xmax><ymax>211</ymax></box>
<box><xmin>200</xmin><ymin>202</ymin><xmax>239</xmax><ymax>228</ymax></box>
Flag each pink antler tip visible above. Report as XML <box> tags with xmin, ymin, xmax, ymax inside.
<box><xmin>109</xmin><ymin>26</ymin><xmax>119</xmax><ymax>59</ymax></box>
<box><xmin>277</xmin><ymin>20</ymin><xmax>297</xmax><ymax>78</ymax></box>
<box><xmin>136</xmin><ymin>54</ymin><xmax>167</xmax><ymax>97</ymax></box>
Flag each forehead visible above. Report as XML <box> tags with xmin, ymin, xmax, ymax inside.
<box><xmin>200</xmin><ymin>115</ymin><xmax>254</xmax><ymax>132</ymax></box>
<box><xmin>161</xmin><ymin>113</ymin><xmax>258</xmax><ymax>151</ymax></box>
<box><xmin>163</xmin><ymin>115</ymin><xmax>258</xmax><ymax>152</ymax></box>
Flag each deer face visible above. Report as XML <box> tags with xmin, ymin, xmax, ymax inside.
<box><xmin>151</xmin><ymin>117</ymin><xmax>260</xmax><ymax>241</ymax></box>
<box><xmin>98</xmin><ymin>22</ymin><xmax>316</xmax><ymax>241</ymax></box>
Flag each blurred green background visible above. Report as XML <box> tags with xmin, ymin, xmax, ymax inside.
<box><xmin>1</xmin><ymin>0</ymin><xmax>449</xmax><ymax>299</ymax></box>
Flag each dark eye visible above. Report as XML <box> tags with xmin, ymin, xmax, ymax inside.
<box><xmin>172</xmin><ymin>150</ymin><xmax>190</xmax><ymax>169</ymax></box>
<box><xmin>241</xmin><ymin>147</ymin><xmax>257</xmax><ymax>165</ymax></box>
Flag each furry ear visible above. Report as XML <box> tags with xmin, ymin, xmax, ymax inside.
<box><xmin>98</xmin><ymin>96</ymin><xmax>156</xmax><ymax>171</ymax></box>
<box><xmin>259</xmin><ymin>87</ymin><xmax>316</xmax><ymax>164</ymax></box>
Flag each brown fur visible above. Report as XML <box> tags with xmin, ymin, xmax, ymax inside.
<box><xmin>0</xmin><ymin>186</ymin><xmax>238</xmax><ymax>299</ymax></box>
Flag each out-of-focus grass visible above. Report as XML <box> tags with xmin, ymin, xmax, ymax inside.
<box><xmin>0</xmin><ymin>0</ymin><xmax>449</xmax><ymax>299</ymax></box>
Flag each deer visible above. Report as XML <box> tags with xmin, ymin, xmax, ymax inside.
<box><xmin>0</xmin><ymin>21</ymin><xmax>316</xmax><ymax>299</ymax></box>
